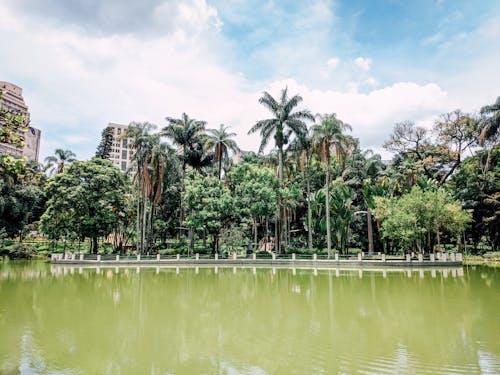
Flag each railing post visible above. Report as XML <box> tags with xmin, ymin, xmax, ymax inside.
<box><xmin>450</xmin><ymin>252</ymin><xmax>456</xmax><ymax>262</ymax></box>
<box><xmin>292</xmin><ymin>253</ymin><xmax>296</xmax><ymax>261</ymax></box>
<box><xmin>381</xmin><ymin>253</ymin><xmax>386</xmax><ymax>262</ymax></box>
<box><xmin>430</xmin><ymin>253</ymin><xmax>435</xmax><ymax>262</ymax></box>
<box><xmin>116</xmin><ymin>254</ymin><xmax>120</xmax><ymax>261</ymax></box>
<box><xmin>156</xmin><ymin>254</ymin><xmax>161</xmax><ymax>261</ymax></box>
<box><xmin>358</xmin><ymin>253</ymin><xmax>362</xmax><ymax>262</ymax></box>
<box><xmin>214</xmin><ymin>253</ymin><xmax>218</xmax><ymax>260</ymax></box>
<box><xmin>195</xmin><ymin>253</ymin><xmax>199</xmax><ymax>261</ymax></box>
<box><xmin>137</xmin><ymin>254</ymin><xmax>141</xmax><ymax>262</ymax></box>
<box><xmin>335</xmin><ymin>253</ymin><xmax>339</xmax><ymax>261</ymax></box>
<box><xmin>456</xmin><ymin>253</ymin><xmax>463</xmax><ymax>262</ymax></box>
<box><xmin>418</xmin><ymin>253</ymin><xmax>423</xmax><ymax>262</ymax></box>
<box><xmin>313</xmin><ymin>253</ymin><xmax>317</xmax><ymax>262</ymax></box>
<box><xmin>441</xmin><ymin>252</ymin><xmax>448</xmax><ymax>261</ymax></box>
<box><xmin>252</xmin><ymin>253</ymin><xmax>256</xmax><ymax>261</ymax></box>
<box><xmin>272</xmin><ymin>253</ymin><xmax>276</xmax><ymax>261</ymax></box>
<box><xmin>233</xmin><ymin>252</ymin><xmax>237</xmax><ymax>260</ymax></box>
<box><xmin>406</xmin><ymin>253</ymin><xmax>411</xmax><ymax>262</ymax></box>
<box><xmin>97</xmin><ymin>254</ymin><xmax>101</xmax><ymax>262</ymax></box>
<box><xmin>176</xmin><ymin>254</ymin><xmax>180</xmax><ymax>261</ymax></box>
<box><xmin>79</xmin><ymin>253</ymin><xmax>84</xmax><ymax>261</ymax></box>
<box><xmin>71</xmin><ymin>253</ymin><xmax>75</xmax><ymax>261</ymax></box>
<box><xmin>64</xmin><ymin>252</ymin><xmax>69</xmax><ymax>260</ymax></box>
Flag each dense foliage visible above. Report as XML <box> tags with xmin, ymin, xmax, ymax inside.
<box><xmin>1</xmin><ymin>93</ymin><xmax>498</xmax><ymax>256</ymax></box>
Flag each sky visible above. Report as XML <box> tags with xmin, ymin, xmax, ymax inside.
<box><xmin>0</xmin><ymin>0</ymin><xmax>499</xmax><ymax>161</ymax></box>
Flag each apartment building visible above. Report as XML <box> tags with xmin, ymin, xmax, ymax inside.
<box><xmin>106</xmin><ymin>123</ymin><xmax>135</xmax><ymax>172</ymax></box>
<box><xmin>0</xmin><ymin>81</ymin><xmax>41</xmax><ymax>162</ymax></box>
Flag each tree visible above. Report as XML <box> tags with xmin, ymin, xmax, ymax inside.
<box><xmin>288</xmin><ymin>129</ymin><xmax>315</xmax><ymax>251</ymax></box>
<box><xmin>162</xmin><ymin>113</ymin><xmax>206</xmax><ymax>234</ymax></box>
<box><xmin>479</xmin><ymin>96</ymin><xmax>500</xmax><ymax>147</ymax></box>
<box><xmin>41</xmin><ymin>159</ymin><xmax>131</xmax><ymax>253</ymax></box>
<box><xmin>434</xmin><ymin>110</ymin><xmax>478</xmax><ymax>184</ymax></box>
<box><xmin>312</xmin><ymin>113</ymin><xmax>352</xmax><ymax>257</ymax></box>
<box><xmin>95</xmin><ymin>126</ymin><xmax>113</xmax><ymax>159</ymax></box>
<box><xmin>44</xmin><ymin>149</ymin><xmax>76</xmax><ymax>175</ymax></box>
<box><xmin>229</xmin><ymin>163</ymin><xmax>278</xmax><ymax>251</ymax></box>
<box><xmin>206</xmin><ymin>124</ymin><xmax>240</xmax><ymax>179</ymax></box>
<box><xmin>0</xmin><ymin>156</ymin><xmax>45</xmax><ymax>239</ymax></box>
<box><xmin>449</xmin><ymin>146</ymin><xmax>499</xmax><ymax>251</ymax></box>
<box><xmin>373</xmin><ymin>187</ymin><xmax>471</xmax><ymax>253</ymax></box>
<box><xmin>0</xmin><ymin>91</ymin><xmax>27</xmax><ymax>148</ymax></box>
<box><xmin>184</xmin><ymin>175</ymin><xmax>236</xmax><ymax>254</ymax></box>
<box><xmin>127</xmin><ymin>122</ymin><xmax>174</xmax><ymax>253</ymax></box>
<box><xmin>248</xmin><ymin>88</ymin><xmax>314</xmax><ymax>252</ymax></box>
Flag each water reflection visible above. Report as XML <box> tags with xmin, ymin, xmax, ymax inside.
<box><xmin>44</xmin><ymin>264</ymin><xmax>468</xmax><ymax>280</ymax></box>
<box><xmin>0</xmin><ymin>262</ymin><xmax>498</xmax><ymax>374</ymax></box>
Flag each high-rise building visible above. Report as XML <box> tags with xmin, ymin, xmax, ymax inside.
<box><xmin>106</xmin><ymin>123</ymin><xmax>135</xmax><ymax>172</ymax></box>
<box><xmin>0</xmin><ymin>81</ymin><xmax>41</xmax><ymax>162</ymax></box>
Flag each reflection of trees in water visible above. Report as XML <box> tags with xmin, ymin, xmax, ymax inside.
<box><xmin>0</xmin><ymin>263</ymin><xmax>498</xmax><ymax>374</ymax></box>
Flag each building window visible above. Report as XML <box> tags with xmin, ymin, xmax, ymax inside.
<box><xmin>122</xmin><ymin>150</ymin><xmax>127</xmax><ymax>159</ymax></box>
<box><xmin>121</xmin><ymin>161</ymin><xmax>127</xmax><ymax>171</ymax></box>
<box><xmin>117</xmin><ymin>128</ymin><xmax>121</xmax><ymax>135</ymax></box>
<box><xmin>122</xmin><ymin>139</ymin><xmax>127</xmax><ymax>148</ymax></box>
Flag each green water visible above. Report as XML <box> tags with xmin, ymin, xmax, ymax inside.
<box><xmin>0</xmin><ymin>262</ymin><xmax>498</xmax><ymax>374</ymax></box>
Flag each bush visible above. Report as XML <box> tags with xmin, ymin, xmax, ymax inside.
<box><xmin>1</xmin><ymin>243</ymin><xmax>37</xmax><ymax>259</ymax></box>
<box><xmin>255</xmin><ymin>251</ymin><xmax>272</xmax><ymax>258</ymax></box>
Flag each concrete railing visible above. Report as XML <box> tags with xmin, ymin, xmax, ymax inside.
<box><xmin>50</xmin><ymin>252</ymin><xmax>464</xmax><ymax>265</ymax></box>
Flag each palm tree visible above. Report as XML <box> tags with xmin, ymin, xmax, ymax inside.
<box><xmin>479</xmin><ymin>96</ymin><xmax>500</xmax><ymax>146</ymax></box>
<box><xmin>127</xmin><ymin>122</ymin><xmax>157</xmax><ymax>254</ymax></box>
<box><xmin>162</xmin><ymin>113</ymin><xmax>206</xmax><ymax>237</ymax></box>
<box><xmin>248</xmin><ymin>88</ymin><xmax>314</xmax><ymax>252</ymax></box>
<box><xmin>206</xmin><ymin>124</ymin><xmax>240</xmax><ymax>179</ymax></box>
<box><xmin>288</xmin><ymin>128</ymin><xmax>314</xmax><ymax>252</ymax></box>
<box><xmin>312</xmin><ymin>114</ymin><xmax>352</xmax><ymax>257</ymax></box>
<box><xmin>479</xmin><ymin>97</ymin><xmax>500</xmax><ymax>174</ymax></box>
<box><xmin>44</xmin><ymin>149</ymin><xmax>76</xmax><ymax>175</ymax></box>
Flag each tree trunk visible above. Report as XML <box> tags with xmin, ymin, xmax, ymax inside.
<box><xmin>141</xmin><ymin>198</ymin><xmax>148</xmax><ymax>254</ymax></box>
<box><xmin>203</xmin><ymin>229</ymin><xmax>207</xmax><ymax>252</ymax></box>
<box><xmin>307</xmin><ymin>177</ymin><xmax>313</xmax><ymax>252</ymax></box>
<box><xmin>265</xmin><ymin>216</ymin><xmax>269</xmax><ymax>246</ymax></box>
<box><xmin>325</xmin><ymin>158</ymin><xmax>332</xmax><ymax>258</ymax></box>
<box><xmin>188</xmin><ymin>227</ymin><xmax>194</xmax><ymax>255</ymax></box>
<box><xmin>277</xmin><ymin>145</ymin><xmax>284</xmax><ymax>253</ymax></box>
<box><xmin>367</xmin><ymin>208</ymin><xmax>374</xmax><ymax>254</ymax></box>
<box><xmin>253</xmin><ymin>217</ymin><xmax>258</xmax><ymax>251</ymax></box>
<box><xmin>91</xmin><ymin>237</ymin><xmax>98</xmax><ymax>254</ymax></box>
<box><xmin>218</xmin><ymin>157</ymin><xmax>222</xmax><ymax>180</ymax></box>
<box><xmin>136</xmin><ymin>192</ymin><xmax>141</xmax><ymax>254</ymax></box>
<box><xmin>179</xmin><ymin>160</ymin><xmax>186</xmax><ymax>239</ymax></box>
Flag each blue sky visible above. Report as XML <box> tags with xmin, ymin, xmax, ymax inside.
<box><xmin>0</xmin><ymin>0</ymin><xmax>498</xmax><ymax>161</ymax></box>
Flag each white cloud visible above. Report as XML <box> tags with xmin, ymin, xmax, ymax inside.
<box><xmin>0</xmin><ymin>1</ymin><xmax>497</xmax><ymax>163</ymax></box>
<box><xmin>326</xmin><ymin>57</ymin><xmax>340</xmax><ymax>69</ymax></box>
<box><xmin>364</xmin><ymin>77</ymin><xmax>378</xmax><ymax>87</ymax></box>
<box><xmin>265</xmin><ymin>79</ymin><xmax>452</xmax><ymax>154</ymax></box>
<box><xmin>354</xmin><ymin>57</ymin><xmax>372</xmax><ymax>71</ymax></box>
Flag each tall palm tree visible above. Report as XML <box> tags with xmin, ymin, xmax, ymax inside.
<box><xmin>206</xmin><ymin>124</ymin><xmax>240</xmax><ymax>179</ymax></box>
<box><xmin>44</xmin><ymin>149</ymin><xmax>76</xmax><ymax>175</ymax></box>
<box><xmin>162</xmin><ymin>113</ymin><xmax>206</xmax><ymax>237</ymax></box>
<box><xmin>126</xmin><ymin>122</ymin><xmax>157</xmax><ymax>254</ymax></box>
<box><xmin>479</xmin><ymin>96</ymin><xmax>500</xmax><ymax>146</ymax></box>
<box><xmin>248</xmin><ymin>88</ymin><xmax>314</xmax><ymax>253</ymax></box>
<box><xmin>479</xmin><ymin>97</ymin><xmax>500</xmax><ymax>174</ymax></box>
<box><xmin>312</xmin><ymin>114</ymin><xmax>352</xmax><ymax>257</ymax></box>
<box><xmin>288</xmin><ymin>128</ymin><xmax>314</xmax><ymax>252</ymax></box>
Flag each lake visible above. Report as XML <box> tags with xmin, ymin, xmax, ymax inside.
<box><xmin>0</xmin><ymin>261</ymin><xmax>499</xmax><ymax>374</ymax></box>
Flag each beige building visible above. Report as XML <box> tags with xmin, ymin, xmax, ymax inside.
<box><xmin>0</xmin><ymin>81</ymin><xmax>41</xmax><ymax>162</ymax></box>
<box><xmin>107</xmin><ymin>123</ymin><xmax>135</xmax><ymax>172</ymax></box>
